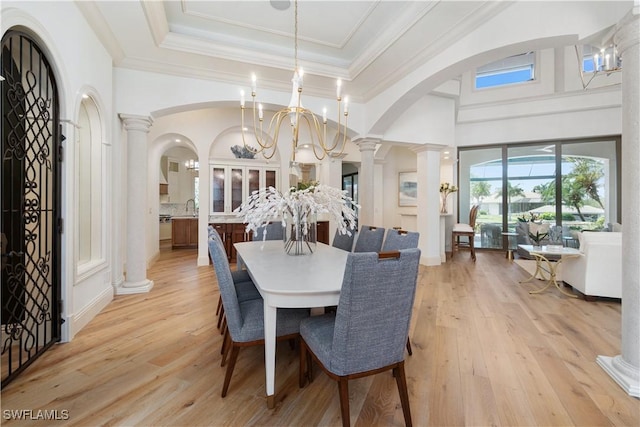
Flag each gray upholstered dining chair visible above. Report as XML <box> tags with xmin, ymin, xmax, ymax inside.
<box><xmin>253</xmin><ymin>221</ymin><xmax>284</xmax><ymax>241</ymax></box>
<box><xmin>209</xmin><ymin>227</ymin><xmax>260</xmax><ymax>329</ymax></box>
<box><xmin>208</xmin><ymin>234</ymin><xmax>309</xmax><ymax>398</ymax></box>
<box><xmin>299</xmin><ymin>248</ymin><xmax>421</xmax><ymax>427</ymax></box>
<box><xmin>332</xmin><ymin>229</ymin><xmax>356</xmax><ymax>252</ymax></box>
<box><xmin>353</xmin><ymin>225</ymin><xmax>385</xmax><ymax>253</ymax></box>
<box><xmin>380</xmin><ymin>228</ymin><xmax>420</xmax><ymax>355</ymax></box>
<box><xmin>382</xmin><ymin>229</ymin><xmax>420</xmax><ymax>251</ymax></box>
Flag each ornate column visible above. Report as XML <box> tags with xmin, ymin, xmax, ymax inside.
<box><xmin>598</xmin><ymin>6</ymin><xmax>640</xmax><ymax>397</ymax></box>
<box><xmin>354</xmin><ymin>137</ymin><xmax>379</xmax><ymax>226</ymax></box>
<box><xmin>117</xmin><ymin>114</ymin><xmax>154</xmax><ymax>294</ymax></box>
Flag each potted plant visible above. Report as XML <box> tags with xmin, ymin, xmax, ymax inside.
<box><xmin>528</xmin><ymin>230</ymin><xmax>548</xmax><ymax>249</ymax></box>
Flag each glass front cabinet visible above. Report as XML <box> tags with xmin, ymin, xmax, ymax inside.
<box><xmin>210</xmin><ymin>162</ymin><xmax>279</xmax><ymax>214</ymax></box>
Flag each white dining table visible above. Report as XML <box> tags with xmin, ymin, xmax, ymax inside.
<box><xmin>234</xmin><ymin>240</ymin><xmax>349</xmax><ymax>408</ymax></box>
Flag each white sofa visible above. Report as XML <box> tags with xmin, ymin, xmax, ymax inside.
<box><xmin>561</xmin><ymin>231</ymin><xmax>622</xmax><ymax>299</ymax></box>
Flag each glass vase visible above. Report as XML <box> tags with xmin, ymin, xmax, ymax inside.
<box><xmin>440</xmin><ymin>193</ymin><xmax>448</xmax><ymax>214</ymax></box>
<box><xmin>283</xmin><ymin>210</ymin><xmax>317</xmax><ymax>255</ymax></box>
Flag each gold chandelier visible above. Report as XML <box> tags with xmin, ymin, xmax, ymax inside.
<box><xmin>240</xmin><ymin>0</ymin><xmax>349</xmax><ymax>162</ymax></box>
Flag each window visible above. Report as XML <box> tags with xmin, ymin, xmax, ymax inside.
<box><xmin>475</xmin><ymin>52</ymin><xmax>535</xmax><ymax>89</ymax></box>
<box><xmin>459</xmin><ymin>138</ymin><xmax>619</xmax><ymax>250</ymax></box>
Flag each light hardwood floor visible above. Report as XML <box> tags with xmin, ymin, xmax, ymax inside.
<box><xmin>1</xmin><ymin>247</ymin><xmax>638</xmax><ymax>426</ymax></box>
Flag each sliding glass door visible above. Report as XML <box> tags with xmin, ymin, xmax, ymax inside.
<box><xmin>458</xmin><ymin>137</ymin><xmax>619</xmax><ymax>251</ymax></box>
<box><xmin>459</xmin><ymin>147</ymin><xmax>503</xmax><ymax>250</ymax></box>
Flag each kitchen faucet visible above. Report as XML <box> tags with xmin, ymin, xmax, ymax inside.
<box><xmin>185</xmin><ymin>198</ymin><xmax>197</xmax><ymax>216</ymax></box>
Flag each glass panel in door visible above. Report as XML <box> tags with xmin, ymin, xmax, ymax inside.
<box><xmin>265</xmin><ymin>169</ymin><xmax>276</xmax><ymax>188</ymax></box>
<box><xmin>248</xmin><ymin>168</ymin><xmax>259</xmax><ymax>196</ymax></box>
<box><xmin>507</xmin><ymin>144</ymin><xmax>557</xmax><ymax>248</ymax></box>
<box><xmin>231</xmin><ymin>168</ymin><xmax>243</xmax><ymax>211</ymax></box>
<box><xmin>459</xmin><ymin>148</ymin><xmax>502</xmax><ymax>249</ymax></box>
<box><xmin>212</xmin><ymin>167</ymin><xmax>225</xmax><ymax>213</ymax></box>
<box><xmin>561</xmin><ymin>140</ymin><xmax>617</xmax><ymax>235</ymax></box>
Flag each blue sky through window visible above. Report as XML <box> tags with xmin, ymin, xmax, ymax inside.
<box><xmin>476</xmin><ymin>68</ymin><xmax>534</xmax><ymax>89</ymax></box>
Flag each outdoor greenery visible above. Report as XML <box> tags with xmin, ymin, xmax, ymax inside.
<box><xmin>532</xmin><ymin>157</ymin><xmax>605</xmax><ymax>221</ymax></box>
<box><xmin>471</xmin><ymin>181</ymin><xmax>492</xmax><ymax>205</ymax></box>
<box><xmin>497</xmin><ymin>181</ymin><xmax>525</xmax><ymax>220</ymax></box>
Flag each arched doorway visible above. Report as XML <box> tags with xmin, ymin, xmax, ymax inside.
<box><xmin>1</xmin><ymin>30</ymin><xmax>62</xmax><ymax>386</ymax></box>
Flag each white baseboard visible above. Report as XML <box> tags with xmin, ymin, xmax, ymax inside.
<box><xmin>68</xmin><ymin>286</ymin><xmax>113</xmax><ymax>340</ymax></box>
<box><xmin>421</xmin><ymin>254</ymin><xmax>442</xmax><ymax>266</ymax></box>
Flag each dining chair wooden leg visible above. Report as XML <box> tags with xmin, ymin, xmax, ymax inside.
<box><xmin>216</xmin><ymin>295</ymin><xmax>222</xmax><ymax>316</ymax></box>
<box><xmin>299</xmin><ymin>340</ymin><xmax>307</xmax><ymax>388</ymax></box>
<box><xmin>220</xmin><ymin>315</ymin><xmax>227</xmax><ymax>335</ymax></box>
<box><xmin>470</xmin><ymin>234</ymin><xmax>476</xmax><ymax>261</ymax></box>
<box><xmin>221</xmin><ymin>332</ymin><xmax>231</xmax><ymax>366</ymax></box>
<box><xmin>406</xmin><ymin>337</ymin><xmax>413</xmax><ymax>356</ymax></box>
<box><xmin>217</xmin><ymin>306</ymin><xmax>225</xmax><ymax>330</ymax></box>
<box><xmin>307</xmin><ymin>350</ymin><xmax>313</xmax><ymax>384</ymax></box>
<box><xmin>394</xmin><ymin>362</ymin><xmax>413</xmax><ymax>427</ymax></box>
<box><xmin>338</xmin><ymin>377</ymin><xmax>351</xmax><ymax>427</ymax></box>
<box><xmin>221</xmin><ymin>325</ymin><xmax>229</xmax><ymax>355</ymax></box>
<box><xmin>221</xmin><ymin>345</ymin><xmax>240</xmax><ymax>398</ymax></box>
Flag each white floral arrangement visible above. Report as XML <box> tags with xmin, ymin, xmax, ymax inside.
<box><xmin>234</xmin><ymin>183</ymin><xmax>359</xmax><ymax>240</ymax></box>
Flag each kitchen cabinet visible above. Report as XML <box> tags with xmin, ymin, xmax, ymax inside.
<box><xmin>210</xmin><ymin>163</ymin><xmax>279</xmax><ymax>214</ymax></box>
<box><xmin>172</xmin><ymin>218</ymin><xmax>198</xmax><ymax>248</ymax></box>
<box><xmin>317</xmin><ymin>220</ymin><xmax>329</xmax><ymax>245</ymax></box>
<box><xmin>210</xmin><ymin>220</ymin><xmax>329</xmax><ymax>261</ymax></box>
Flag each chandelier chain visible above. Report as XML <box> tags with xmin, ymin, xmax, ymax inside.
<box><xmin>294</xmin><ymin>0</ymin><xmax>298</xmax><ymax>71</ymax></box>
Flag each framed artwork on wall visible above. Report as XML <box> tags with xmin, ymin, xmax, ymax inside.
<box><xmin>398</xmin><ymin>171</ymin><xmax>417</xmax><ymax>207</ymax></box>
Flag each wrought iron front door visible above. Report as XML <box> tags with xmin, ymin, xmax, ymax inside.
<box><xmin>1</xmin><ymin>30</ymin><xmax>62</xmax><ymax>387</ymax></box>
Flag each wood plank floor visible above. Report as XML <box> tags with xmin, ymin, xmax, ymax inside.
<box><xmin>1</xmin><ymin>247</ymin><xmax>637</xmax><ymax>426</ymax></box>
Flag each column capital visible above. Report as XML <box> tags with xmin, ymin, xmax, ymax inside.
<box><xmin>614</xmin><ymin>6</ymin><xmax>640</xmax><ymax>54</ymax></box>
<box><xmin>352</xmin><ymin>135</ymin><xmax>382</xmax><ymax>152</ymax></box>
<box><xmin>354</xmin><ymin>139</ymin><xmax>379</xmax><ymax>152</ymax></box>
<box><xmin>119</xmin><ymin>114</ymin><xmax>153</xmax><ymax>133</ymax></box>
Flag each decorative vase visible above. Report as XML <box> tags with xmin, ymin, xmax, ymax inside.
<box><xmin>440</xmin><ymin>193</ymin><xmax>448</xmax><ymax>214</ymax></box>
<box><xmin>283</xmin><ymin>210</ymin><xmax>317</xmax><ymax>255</ymax></box>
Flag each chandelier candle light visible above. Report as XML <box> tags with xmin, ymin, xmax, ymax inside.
<box><xmin>440</xmin><ymin>182</ymin><xmax>458</xmax><ymax>214</ymax></box>
<box><xmin>240</xmin><ymin>0</ymin><xmax>350</xmax><ymax>162</ymax></box>
<box><xmin>235</xmin><ymin>184</ymin><xmax>359</xmax><ymax>256</ymax></box>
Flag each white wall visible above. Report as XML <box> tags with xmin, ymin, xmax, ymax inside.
<box><xmin>456</xmin><ymin>44</ymin><xmax>623</xmax><ymax>147</ymax></box>
<box><xmin>1</xmin><ymin>1</ymin><xmax>115</xmax><ymax>341</ymax></box>
<box><xmin>384</xmin><ymin>95</ymin><xmax>456</xmax><ymax>145</ymax></box>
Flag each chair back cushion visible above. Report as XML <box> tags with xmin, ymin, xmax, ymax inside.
<box><xmin>332</xmin><ymin>229</ymin><xmax>356</xmax><ymax>252</ymax></box>
<box><xmin>382</xmin><ymin>229</ymin><xmax>419</xmax><ymax>251</ymax></box>
<box><xmin>208</xmin><ymin>234</ymin><xmax>243</xmax><ymax>336</ymax></box>
<box><xmin>353</xmin><ymin>225</ymin><xmax>385</xmax><ymax>253</ymax></box>
<box><xmin>253</xmin><ymin>222</ymin><xmax>284</xmax><ymax>241</ymax></box>
<box><xmin>331</xmin><ymin>248</ymin><xmax>421</xmax><ymax>376</ymax></box>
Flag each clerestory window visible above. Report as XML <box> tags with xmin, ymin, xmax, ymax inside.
<box><xmin>475</xmin><ymin>52</ymin><xmax>536</xmax><ymax>89</ymax></box>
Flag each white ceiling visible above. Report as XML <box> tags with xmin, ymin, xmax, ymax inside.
<box><xmin>79</xmin><ymin>0</ymin><xmax>507</xmax><ymax>101</ymax></box>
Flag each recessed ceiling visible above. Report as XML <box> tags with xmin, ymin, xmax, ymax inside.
<box><xmin>80</xmin><ymin>1</ymin><xmax>507</xmax><ymax>100</ymax></box>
